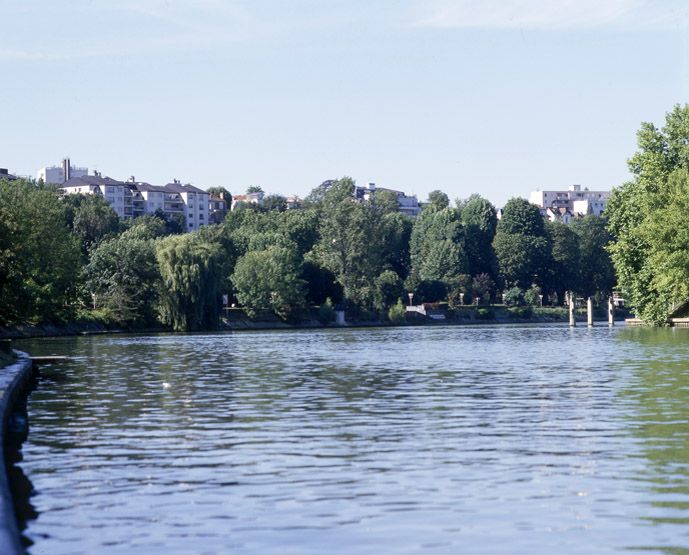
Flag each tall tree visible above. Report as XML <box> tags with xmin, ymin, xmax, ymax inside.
<box><xmin>427</xmin><ymin>190</ymin><xmax>450</xmax><ymax>211</ymax></box>
<box><xmin>231</xmin><ymin>246</ymin><xmax>306</xmax><ymax>319</ymax></box>
<box><xmin>571</xmin><ymin>215</ymin><xmax>615</xmax><ymax>299</ymax></box>
<box><xmin>409</xmin><ymin>207</ymin><xmax>467</xmax><ymax>285</ymax></box>
<box><xmin>310</xmin><ymin>177</ymin><xmax>386</xmax><ymax>307</ymax></box>
<box><xmin>545</xmin><ymin>221</ymin><xmax>580</xmax><ymax>302</ymax></box>
<box><xmin>607</xmin><ymin>104</ymin><xmax>689</xmax><ymax>323</ymax></box>
<box><xmin>81</xmin><ymin>228</ymin><xmax>160</xmax><ymax>325</ymax></box>
<box><xmin>0</xmin><ymin>179</ymin><xmax>81</xmax><ymax>324</ymax></box>
<box><xmin>156</xmin><ymin>233</ymin><xmax>225</xmax><ymax>331</ymax></box>
<box><xmin>493</xmin><ymin>198</ymin><xmax>551</xmax><ymax>289</ymax></box>
<box><xmin>460</xmin><ymin>195</ymin><xmax>498</xmax><ymax>279</ymax></box>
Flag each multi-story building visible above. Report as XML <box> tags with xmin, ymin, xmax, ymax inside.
<box><xmin>0</xmin><ymin>168</ymin><xmax>18</xmax><ymax>181</ymax></box>
<box><xmin>358</xmin><ymin>182</ymin><xmax>421</xmax><ymax>218</ymax></box>
<box><xmin>61</xmin><ymin>173</ymin><xmax>209</xmax><ymax>231</ymax></box>
<box><xmin>209</xmin><ymin>195</ymin><xmax>228</xmax><ymax>223</ymax></box>
<box><xmin>318</xmin><ymin>179</ymin><xmax>421</xmax><ymax>217</ymax></box>
<box><xmin>37</xmin><ymin>158</ymin><xmax>88</xmax><ymax>185</ymax></box>
<box><xmin>529</xmin><ymin>184</ymin><xmax>610</xmax><ymax>217</ymax></box>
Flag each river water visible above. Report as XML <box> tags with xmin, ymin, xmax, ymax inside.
<box><xmin>12</xmin><ymin>324</ymin><xmax>689</xmax><ymax>554</ymax></box>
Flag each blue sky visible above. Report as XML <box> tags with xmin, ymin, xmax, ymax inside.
<box><xmin>2</xmin><ymin>0</ymin><xmax>687</xmax><ymax>207</ymax></box>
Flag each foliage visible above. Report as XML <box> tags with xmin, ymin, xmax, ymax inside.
<box><xmin>472</xmin><ymin>273</ymin><xmax>495</xmax><ymax>304</ymax></box>
<box><xmin>373</xmin><ymin>270</ymin><xmax>404</xmax><ymax>311</ymax></box>
<box><xmin>246</xmin><ymin>185</ymin><xmax>264</xmax><ymax>194</ymax></box>
<box><xmin>0</xmin><ymin>179</ymin><xmax>81</xmax><ymax>324</ymax></box>
<box><xmin>493</xmin><ymin>199</ymin><xmax>551</xmax><ymax>290</ymax></box>
<box><xmin>64</xmin><ymin>193</ymin><xmax>120</xmax><ymax>252</ymax></box>
<box><xmin>427</xmin><ymin>190</ymin><xmax>450</xmax><ymax>210</ymax></box>
<box><xmin>409</xmin><ymin>207</ymin><xmax>467</xmax><ymax>284</ymax></box>
<box><xmin>545</xmin><ymin>221</ymin><xmax>580</xmax><ymax>301</ymax></box>
<box><xmin>447</xmin><ymin>274</ymin><xmax>473</xmax><ymax>308</ymax></box>
<box><xmin>156</xmin><ymin>232</ymin><xmax>225</xmax><ymax>331</ymax></box>
<box><xmin>317</xmin><ymin>297</ymin><xmax>336</xmax><ymax>325</ymax></box>
<box><xmin>607</xmin><ymin>104</ymin><xmax>689</xmax><ymax>324</ymax></box>
<box><xmin>503</xmin><ymin>286</ymin><xmax>524</xmax><ymax>306</ymax></box>
<box><xmin>310</xmin><ymin>177</ymin><xmax>388</xmax><ymax>307</ymax></box>
<box><xmin>388</xmin><ymin>299</ymin><xmax>407</xmax><ymax>324</ymax></box>
<box><xmin>523</xmin><ymin>285</ymin><xmax>542</xmax><ymax>306</ymax></box>
<box><xmin>231</xmin><ymin>246</ymin><xmax>306</xmax><ymax>320</ymax></box>
<box><xmin>81</xmin><ymin>228</ymin><xmax>160</xmax><ymax>325</ymax></box>
<box><xmin>460</xmin><ymin>195</ymin><xmax>498</xmax><ymax>278</ymax></box>
<box><xmin>571</xmin><ymin>216</ymin><xmax>615</xmax><ymax>298</ymax></box>
<box><xmin>262</xmin><ymin>194</ymin><xmax>287</xmax><ymax>212</ymax></box>
<box><xmin>413</xmin><ymin>279</ymin><xmax>447</xmax><ymax>303</ymax></box>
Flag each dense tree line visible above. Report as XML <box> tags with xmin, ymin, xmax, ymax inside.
<box><xmin>0</xmin><ymin>175</ymin><xmax>615</xmax><ymax>331</ymax></box>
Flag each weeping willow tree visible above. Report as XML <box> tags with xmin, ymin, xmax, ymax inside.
<box><xmin>156</xmin><ymin>233</ymin><xmax>225</xmax><ymax>331</ymax></box>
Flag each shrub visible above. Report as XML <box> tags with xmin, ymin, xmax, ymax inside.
<box><xmin>317</xmin><ymin>297</ymin><xmax>335</xmax><ymax>325</ymax></box>
<box><xmin>524</xmin><ymin>285</ymin><xmax>542</xmax><ymax>306</ymax></box>
<box><xmin>388</xmin><ymin>299</ymin><xmax>407</xmax><ymax>324</ymax></box>
<box><xmin>476</xmin><ymin>307</ymin><xmax>495</xmax><ymax>320</ymax></box>
<box><xmin>503</xmin><ymin>286</ymin><xmax>524</xmax><ymax>306</ymax></box>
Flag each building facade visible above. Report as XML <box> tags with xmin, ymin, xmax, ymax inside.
<box><xmin>37</xmin><ymin>158</ymin><xmax>88</xmax><ymax>185</ymax></box>
<box><xmin>529</xmin><ymin>184</ymin><xmax>610</xmax><ymax>217</ymax></box>
<box><xmin>61</xmin><ymin>174</ymin><xmax>209</xmax><ymax>231</ymax></box>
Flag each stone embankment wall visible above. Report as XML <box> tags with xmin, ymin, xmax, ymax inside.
<box><xmin>0</xmin><ymin>351</ymin><xmax>34</xmax><ymax>555</ymax></box>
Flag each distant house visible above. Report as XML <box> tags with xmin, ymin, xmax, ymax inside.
<box><xmin>209</xmin><ymin>195</ymin><xmax>228</xmax><ymax>223</ymax></box>
<box><xmin>545</xmin><ymin>206</ymin><xmax>574</xmax><ymax>224</ymax></box>
<box><xmin>231</xmin><ymin>191</ymin><xmax>264</xmax><ymax>210</ymax></box>
<box><xmin>285</xmin><ymin>195</ymin><xmax>303</xmax><ymax>210</ymax></box>
<box><xmin>318</xmin><ymin>179</ymin><xmax>421</xmax><ymax>217</ymax></box>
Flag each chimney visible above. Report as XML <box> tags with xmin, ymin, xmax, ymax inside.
<box><xmin>129</xmin><ymin>176</ymin><xmax>136</xmax><ymax>183</ymax></box>
<box><xmin>62</xmin><ymin>157</ymin><xmax>71</xmax><ymax>182</ymax></box>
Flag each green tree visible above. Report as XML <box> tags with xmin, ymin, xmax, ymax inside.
<box><xmin>460</xmin><ymin>195</ymin><xmax>498</xmax><ymax>279</ymax></box>
<box><xmin>571</xmin><ymin>215</ymin><xmax>615</xmax><ymax>298</ymax></box>
<box><xmin>409</xmin><ymin>207</ymin><xmax>467</xmax><ymax>285</ymax></box>
<box><xmin>373</xmin><ymin>270</ymin><xmax>404</xmax><ymax>311</ymax></box>
<box><xmin>246</xmin><ymin>185</ymin><xmax>264</xmax><ymax>194</ymax></box>
<box><xmin>545</xmin><ymin>221</ymin><xmax>580</xmax><ymax>302</ymax></box>
<box><xmin>427</xmin><ymin>189</ymin><xmax>450</xmax><ymax>211</ymax></box>
<box><xmin>156</xmin><ymin>233</ymin><xmax>225</xmax><ymax>331</ymax></box>
<box><xmin>0</xmin><ymin>179</ymin><xmax>81</xmax><ymax>324</ymax></box>
<box><xmin>310</xmin><ymin>177</ymin><xmax>386</xmax><ymax>307</ymax></box>
<box><xmin>493</xmin><ymin>198</ymin><xmax>550</xmax><ymax>289</ymax></box>
<box><xmin>231</xmin><ymin>246</ymin><xmax>306</xmax><ymax>320</ymax></box>
<box><xmin>81</xmin><ymin>228</ymin><xmax>160</xmax><ymax>325</ymax></box>
<box><xmin>65</xmin><ymin>194</ymin><xmax>120</xmax><ymax>252</ymax></box>
<box><xmin>607</xmin><ymin>104</ymin><xmax>689</xmax><ymax>323</ymax></box>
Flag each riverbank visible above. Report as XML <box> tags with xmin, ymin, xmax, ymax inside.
<box><xmin>0</xmin><ymin>305</ymin><xmax>630</xmax><ymax>339</ymax></box>
<box><xmin>0</xmin><ymin>351</ymin><xmax>34</xmax><ymax>555</ymax></box>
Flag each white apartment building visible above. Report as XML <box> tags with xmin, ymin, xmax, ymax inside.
<box><xmin>38</xmin><ymin>158</ymin><xmax>88</xmax><ymax>185</ymax></box>
<box><xmin>61</xmin><ymin>174</ymin><xmax>209</xmax><ymax>230</ymax></box>
<box><xmin>529</xmin><ymin>184</ymin><xmax>611</xmax><ymax>217</ymax></box>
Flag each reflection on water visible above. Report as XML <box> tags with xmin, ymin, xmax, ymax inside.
<box><xmin>13</xmin><ymin>325</ymin><xmax>689</xmax><ymax>554</ymax></box>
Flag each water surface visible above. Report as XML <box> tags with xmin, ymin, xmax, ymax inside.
<box><xmin>15</xmin><ymin>325</ymin><xmax>689</xmax><ymax>553</ymax></box>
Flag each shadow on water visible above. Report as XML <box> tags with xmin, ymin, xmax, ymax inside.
<box><xmin>616</xmin><ymin>327</ymin><xmax>689</xmax><ymax>552</ymax></box>
<box><xmin>5</xmin><ymin>369</ymin><xmax>40</xmax><ymax>550</ymax></box>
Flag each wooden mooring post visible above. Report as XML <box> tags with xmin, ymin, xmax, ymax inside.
<box><xmin>569</xmin><ymin>292</ymin><xmax>576</xmax><ymax>327</ymax></box>
<box><xmin>608</xmin><ymin>297</ymin><xmax>615</xmax><ymax>326</ymax></box>
<box><xmin>587</xmin><ymin>297</ymin><xmax>594</xmax><ymax>327</ymax></box>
